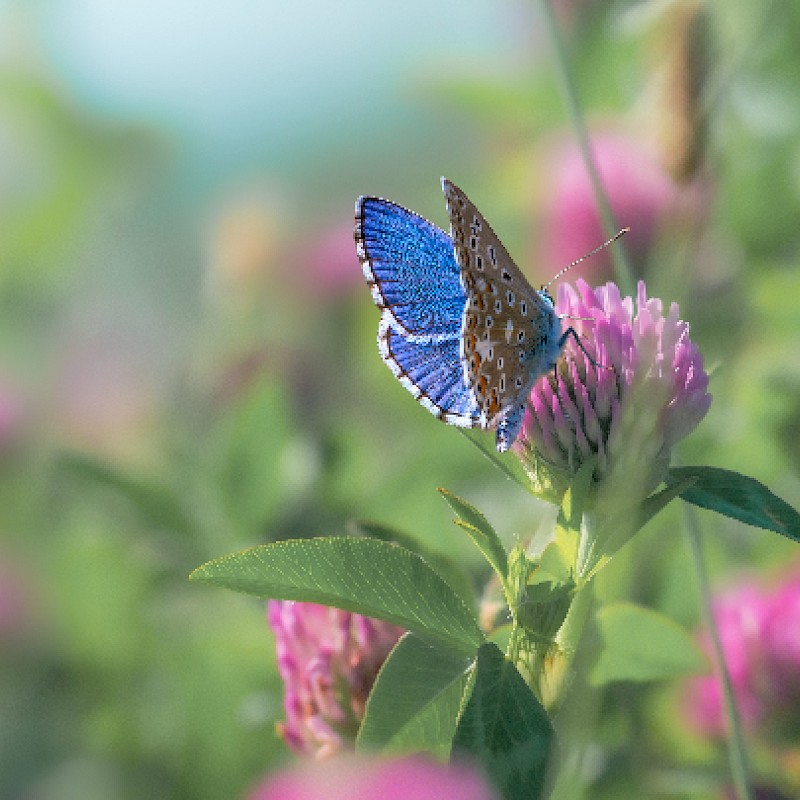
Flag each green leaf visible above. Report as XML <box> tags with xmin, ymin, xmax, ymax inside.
<box><xmin>453</xmin><ymin>643</ymin><xmax>554</xmax><ymax>800</ymax></box>
<box><xmin>357</xmin><ymin>633</ymin><xmax>475</xmax><ymax>758</ymax></box>
<box><xmin>347</xmin><ymin>519</ymin><xmax>476</xmax><ymax>610</ymax></box>
<box><xmin>190</xmin><ymin>537</ymin><xmax>483</xmax><ymax>655</ymax></box>
<box><xmin>668</xmin><ymin>466</ymin><xmax>800</xmax><ymax>541</ymax></box>
<box><xmin>439</xmin><ymin>488</ymin><xmax>508</xmax><ymax>581</ymax></box>
<box><xmin>590</xmin><ymin>603</ymin><xmax>706</xmax><ymax>686</ymax></box>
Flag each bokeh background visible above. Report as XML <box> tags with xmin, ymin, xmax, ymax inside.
<box><xmin>2</xmin><ymin>0</ymin><xmax>800</xmax><ymax>797</ymax></box>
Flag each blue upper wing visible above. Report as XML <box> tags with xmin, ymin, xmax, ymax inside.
<box><xmin>355</xmin><ymin>196</ymin><xmax>464</xmax><ymax>339</ymax></box>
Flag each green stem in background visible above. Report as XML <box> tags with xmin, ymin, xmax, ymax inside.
<box><xmin>537</xmin><ymin>0</ymin><xmax>635</xmax><ymax>296</ymax></box>
<box><xmin>683</xmin><ymin>503</ymin><xmax>752</xmax><ymax>800</ymax></box>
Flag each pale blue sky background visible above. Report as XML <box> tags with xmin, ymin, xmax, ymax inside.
<box><xmin>5</xmin><ymin>0</ymin><xmax>534</xmax><ymax>192</ymax></box>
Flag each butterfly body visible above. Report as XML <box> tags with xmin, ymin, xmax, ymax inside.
<box><xmin>355</xmin><ymin>179</ymin><xmax>568</xmax><ymax>452</ymax></box>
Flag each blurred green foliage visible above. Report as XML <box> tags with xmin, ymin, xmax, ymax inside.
<box><xmin>1</xmin><ymin>0</ymin><xmax>800</xmax><ymax>798</ymax></box>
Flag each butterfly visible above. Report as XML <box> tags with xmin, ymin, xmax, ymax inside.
<box><xmin>355</xmin><ymin>178</ymin><xmax>600</xmax><ymax>453</ymax></box>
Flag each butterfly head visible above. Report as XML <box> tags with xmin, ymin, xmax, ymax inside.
<box><xmin>537</xmin><ymin>287</ymin><xmax>555</xmax><ymax>309</ymax></box>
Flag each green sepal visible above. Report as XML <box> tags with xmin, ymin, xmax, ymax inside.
<box><xmin>439</xmin><ymin>488</ymin><xmax>509</xmax><ymax>582</ymax></box>
<box><xmin>558</xmin><ymin>459</ymin><xmax>595</xmax><ymax>531</ymax></box>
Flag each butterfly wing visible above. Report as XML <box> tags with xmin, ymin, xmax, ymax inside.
<box><xmin>378</xmin><ymin>317</ymin><xmax>481</xmax><ymax>426</ymax></box>
<box><xmin>441</xmin><ymin>179</ymin><xmax>564</xmax><ymax>451</ymax></box>
<box><xmin>355</xmin><ymin>195</ymin><xmax>482</xmax><ymax>428</ymax></box>
<box><xmin>355</xmin><ymin>196</ymin><xmax>464</xmax><ymax>339</ymax></box>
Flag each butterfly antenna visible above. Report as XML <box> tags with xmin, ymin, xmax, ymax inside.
<box><xmin>542</xmin><ymin>228</ymin><xmax>630</xmax><ymax>288</ymax></box>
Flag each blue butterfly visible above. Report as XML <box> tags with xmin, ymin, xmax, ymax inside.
<box><xmin>355</xmin><ymin>178</ymin><xmax>573</xmax><ymax>453</ymax></box>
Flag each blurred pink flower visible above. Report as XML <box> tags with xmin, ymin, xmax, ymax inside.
<box><xmin>248</xmin><ymin>755</ymin><xmax>498</xmax><ymax>800</ymax></box>
<box><xmin>685</xmin><ymin>568</ymin><xmax>800</xmax><ymax>739</ymax></box>
<box><xmin>684</xmin><ymin>583</ymin><xmax>771</xmax><ymax>736</ymax></box>
<box><xmin>763</xmin><ymin>571</ymin><xmax>800</xmax><ymax>703</ymax></box>
<box><xmin>268</xmin><ymin>601</ymin><xmax>404</xmax><ymax>758</ymax></box>
<box><xmin>539</xmin><ymin>132</ymin><xmax>696</xmax><ymax>281</ymax></box>
<box><xmin>515</xmin><ymin>279</ymin><xmax>711</xmax><ymax>498</ymax></box>
<box><xmin>296</xmin><ymin>222</ymin><xmax>363</xmax><ymax>298</ymax></box>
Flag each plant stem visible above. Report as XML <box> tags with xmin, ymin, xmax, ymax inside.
<box><xmin>541</xmin><ymin>507</ymin><xmax>598</xmax><ymax>709</ymax></box>
<box><xmin>683</xmin><ymin>503</ymin><xmax>752</xmax><ymax>800</ymax></box>
<box><xmin>555</xmin><ymin>580</ymin><xmax>593</xmax><ymax>660</ymax></box>
<box><xmin>535</xmin><ymin>582</ymin><xmax>593</xmax><ymax>711</ymax></box>
<box><xmin>537</xmin><ymin>0</ymin><xmax>635</xmax><ymax>295</ymax></box>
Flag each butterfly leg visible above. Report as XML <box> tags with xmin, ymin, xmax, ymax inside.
<box><xmin>559</xmin><ymin>327</ymin><xmax>609</xmax><ymax>371</ymax></box>
<box><xmin>495</xmin><ymin>403</ymin><xmax>526</xmax><ymax>453</ymax></box>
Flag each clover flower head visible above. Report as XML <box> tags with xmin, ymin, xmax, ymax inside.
<box><xmin>268</xmin><ymin>600</ymin><xmax>404</xmax><ymax>758</ymax></box>
<box><xmin>515</xmin><ymin>279</ymin><xmax>711</xmax><ymax>501</ymax></box>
